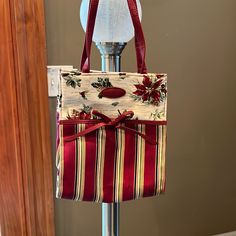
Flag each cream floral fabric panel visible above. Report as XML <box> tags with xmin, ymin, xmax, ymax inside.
<box><xmin>58</xmin><ymin>71</ymin><xmax>167</xmax><ymax>121</ymax></box>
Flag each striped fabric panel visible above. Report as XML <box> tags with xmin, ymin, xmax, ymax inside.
<box><xmin>56</xmin><ymin>124</ymin><xmax>167</xmax><ymax>203</ymax></box>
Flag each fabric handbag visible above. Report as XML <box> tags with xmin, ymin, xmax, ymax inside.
<box><xmin>56</xmin><ymin>0</ymin><xmax>167</xmax><ymax>203</ymax></box>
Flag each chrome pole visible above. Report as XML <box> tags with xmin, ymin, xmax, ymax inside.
<box><xmin>96</xmin><ymin>42</ymin><xmax>127</xmax><ymax>236</ymax></box>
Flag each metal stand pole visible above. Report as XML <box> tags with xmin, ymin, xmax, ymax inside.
<box><xmin>96</xmin><ymin>42</ymin><xmax>127</xmax><ymax>236</ymax></box>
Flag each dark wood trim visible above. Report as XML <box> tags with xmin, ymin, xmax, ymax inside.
<box><xmin>0</xmin><ymin>0</ymin><xmax>55</xmax><ymax>235</ymax></box>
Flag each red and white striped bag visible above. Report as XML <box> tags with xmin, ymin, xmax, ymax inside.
<box><xmin>56</xmin><ymin>0</ymin><xmax>167</xmax><ymax>203</ymax></box>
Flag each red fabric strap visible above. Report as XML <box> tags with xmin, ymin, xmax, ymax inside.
<box><xmin>80</xmin><ymin>0</ymin><xmax>99</xmax><ymax>73</ymax></box>
<box><xmin>63</xmin><ymin>110</ymin><xmax>158</xmax><ymax>145</ymax></box>
<box><xmin>80</xmin><ymin>0</ymin><xmax>147</xmax><ymax>74</ymax></box>
<box><xmin>127</xmin><ymin>0</ymin><xmax>147</xmax><ymax>74</ymax></box>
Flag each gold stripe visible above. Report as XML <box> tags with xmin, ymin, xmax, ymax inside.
<box><xmin>135</xmin><ymin>124</ymin><xmax>145</xmax><ymax>199</ymax></box>
<box><xmin>95</xmin><ymin>127</ymin><xmax>106</xmax><ymax>202</ymax></box>
<box><xmin>115</xmin><ymin>127</ymin><xmax>125</xmax><ymax>202</ymax></box>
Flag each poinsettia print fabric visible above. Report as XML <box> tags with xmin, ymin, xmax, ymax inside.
<box><xmin>58</xmin><ymin>71</ymin><xmax>167</xmax><ymax>122</ymax></box>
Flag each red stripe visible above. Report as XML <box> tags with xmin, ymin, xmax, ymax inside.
<box><xmin>143</xmin><ymin>124</ymin><xmax>157</xmax><ymax>197</ymax></box>
<box><xmin>122</xmin><ymin>123</ymin><xmax>136</xmax><ymax>201</ymax></box>
<box><xmin>162</xmin><ymin>126</ymin><xmax>167</xmax><ymax>193</ymax></box>
<box><xmin>103</xmin><ymin>127</ymin><xmax>116</xmax><ymax>203</ymax></box>
<box><xmin>62</xmin><ymin>124</ymin><xmax>76</xmax><ymax>199</ymax></box>
<box><xmin>83</xmin><ymin>124</ymin><xmax>97</xmax><ymax>201</ymax></box>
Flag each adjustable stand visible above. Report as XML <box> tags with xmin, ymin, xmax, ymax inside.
<box><xmin>96</xmin><ymin>42</ymin><xmax>127</xmax><ymax>236</ymax></box>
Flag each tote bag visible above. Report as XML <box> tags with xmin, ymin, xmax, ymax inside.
<box><xmin>56</xmin><ymin>0</ymin><xmax>167</xmax><ymax>203</ymax></box>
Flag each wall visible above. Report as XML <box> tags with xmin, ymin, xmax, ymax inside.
<box><xmin>45</xmin><ymin>0</ymin><xmax>236</xmax><ymax>235</ymax></box>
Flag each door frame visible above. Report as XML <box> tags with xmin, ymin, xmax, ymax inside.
<box><xmin>0</xmin><ymin>0</ymin><xmax>55</xmax><ymax>235</ymax></box>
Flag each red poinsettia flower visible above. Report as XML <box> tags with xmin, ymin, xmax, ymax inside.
<box><xmin>133</xmin><ymin>76</ymin><xmax>163</xmax><ymax>104</ymax></box>
<box><xmin>67</xmin><ymin>109</ymin><xmax>91</xmax><ymax>120</ymax></box>
<box><xmin>79</xmin><ymin>111</ymin><xmax>91</xmax><ymax>120</ymax></box>
<box><xmin>143</xmin><ymin>75</ymin><xmax>152</xmax><ymax>87</ymax></box>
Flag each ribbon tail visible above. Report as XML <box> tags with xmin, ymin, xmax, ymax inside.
<box><xmin>64</xmin><ymin>122</ymin><xmax>106</xmax><ymax>142</ymax></box>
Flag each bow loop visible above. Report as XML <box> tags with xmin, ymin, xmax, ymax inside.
<box><xmin>92</xmin><ymin>110</ymin><xmax>134</xmax><ymax>127</ymax></box>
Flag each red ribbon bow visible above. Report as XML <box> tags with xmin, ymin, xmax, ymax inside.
<box><xmin>63</xmin><ymin>110</ymin><xmax>158</xmax><ymax>145</ymax></box>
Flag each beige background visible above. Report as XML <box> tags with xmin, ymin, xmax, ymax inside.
<box><xmin>45</xmin><ymin>0</ymin><xmax>236</xmax><ymax>235</ymax></box>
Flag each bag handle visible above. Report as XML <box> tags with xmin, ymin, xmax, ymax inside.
<box><xmin>80</xmin><ymin>0</ymin><xmax>147</xmax><ymax>74</ymax></box>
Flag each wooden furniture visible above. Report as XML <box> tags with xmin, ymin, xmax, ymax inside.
<box><xmin>0</xmin><ymin>0</ymin><xmax>55</xmax><ymax>235</ymax></box>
